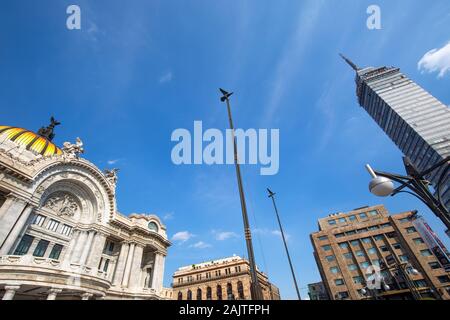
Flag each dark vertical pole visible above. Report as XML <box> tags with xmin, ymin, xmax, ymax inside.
<box><xmin>268</xmin><ymin>190</ymin><xmax>301</xmax><ymax>300</ymax></box>
<box><xmin>221</xmin><ymin>90</ymin><xmax>264</xmax><ymax>300</ymax></box>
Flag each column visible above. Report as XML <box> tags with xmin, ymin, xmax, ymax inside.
<box><xmin>79</xmin><ymin>231</ymin><xmax>95</xmax><ymax>266</ymax></box>
<box><xmin>2</xmin><ymin>285</ymin><xmax>20</xmax><ymax>300</ymax></box>
<box><xmin>128</xmin><ymin>245</ymin><xmax>144</xmax><ymax>289</ymax></box>
<box><xmin>81</xmin><ymin>293</ymin><xmax>93</xmax><ymax>300</ymax></box>
<box><xmin>112</xmin><ymin>242</ymin><xmax>129</xmax><ymax>286</ymax></box>
<box><xmin>86</xmin><ymin>232</ymin><xmax>107</xmax><ymax>268</ymax></box>
<box><xmin>121</xmin><ymin>243</ymin><xmax>136</xmax><ymax>287</ymax></box>
<box><xmin>46</xmin><ymin>288</ymin><xmax>62</xmax><ymax>300</ymax></box>
<box><xmin>0</xmin><ymin>194</ymin><xmax>16</xmax><ymax>220</ymax></box>
<box><xmin>71</xmin><ymin>231</ymin><xmax>88</xmax><ymax>264</ymax></box>
<box><xmin>0</xmin><ymin>203</ymin><xmax>33</xmax><ymax>255</ymax></box>
<box><xmin>151</xmin><ymin>252</ymin><xmax>166</xmax><ymax>292</ymax></box>
<box><xmin>62</xmin><ymin>229</ymin><xmax>81</xmax><ymax>265</ymax></box>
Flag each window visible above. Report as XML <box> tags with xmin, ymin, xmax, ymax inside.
<box><xmin>178</xmin><ymin>292</ymin><xmax>183</xmax><ymax>300</ymax></box>
<box><xmin>348</xmin><ymin>264</ymin><xmax>358</xmax><ymax>271</ymax></box>
<box><xmin>60</xmin><ymin>224</ymin><xmax>72</xmax><ymax>236</ymax></box>
<box><xmin>350</xmin><ymin>240</ymin><xmax>359</xmax><ymax>247</ymax></box>
<box><xmin>346</xmin><ymin>230</ymin><xmax>356</xmax><ymax>236</ymax></box>
<box><xmin>13</xmin><ymin>235</ymin><xmax>34</xmax><ymax>255</ymax></box>
<box><xmin>47</xmin><ymin>219</ymin><xmax>60</xmax><ymax>232</ymax></box>
<box><xmin>337</xmin><ymin>291</ymin><xmax>349</xmax><ymax>299</ymax></box>
<box><xmin>318</xmin><ymin>235</ymin><xmax>328</xmax><ymax>241</ymax></box>
<box><xmin>420</xmin><ymin>249</ymin><xmax>432</xmax><ymax>257</ymax></box>
<box><xmin>392</xmin><ymin>243</ymin><xmax>401</xmax><ymax>250</ymax></box>
<box><xmin>355</xmin><ymin>250</ymin><xmax>365</xmax><ymax>257</ymax></box>
<box><xmin>216</xmin><ymin>285</ymin><xmax>222</xmax><ymax>300</ymax></box>
<box><xmin>399</xmin><ymin>217</ymin><xmax>410</xmax><ymax>223</ymax></box>
<box><xmin>360</xmin><ymin>261</ymin><xmax>370</xmax><ymax>269</ymax></box>
<box><xmin>413</xmin><ymin>238</ymin><xmax>425</xmax><ymax>245</ymax></box>
<box><xmin>380</xmin><ymin>246</ymin><xmax>389</xmax><ymax>252</ymax></box>
<box><xmin>103</xmin><ymin>259</ymin><xmax>110</xmax><ymax>272</ymax></box>
<box><xmin>148</xmin><ymin>221</ymin><xmax>158</xmax><ymax>232</ymax></box>
<box><xmin>335</xmin><ymin>233</ymin><xmax>345</xmax><ymax>238</ymax></box>
<box><xmin>339</xmin><ymin>243</ymin><xmax>349</xmax><ymax>249</ymax></box>
<box><xmin>437</xmin><ymin>275</ymin><xmax>450</xmax><ymax>284</ymax></box>
<box><xmin>359</xmin><ymin>213</ymin><xmax>368</xmax><ymax>219</ymax></box>
<box><xmin>322</xmin><ymin>245</ymin><xmax>332</xmax><ymax>251</ymax></box>
<box><xmin>326</xmin><ymin>255</ymin><xmax>336</xmax><ymax>262</ymax></box>
<box><xmin>368</xmin><ymin>210</ymin><xmax>378</xmax><ymax>216</ymax></box>
<box><xmin>197</xmin><ymin>288</ymin><xmax>202</xmax><ymax>300</ymax></box>
<box><xmin>371</xmin><ymin>259</ymin><xmax>381</xmax><ymax>266</ymax></box>
<box><xmin>187</xmin><ymin>290</ymin><xmax>192</xmax><ymax>300</ymax></box>
<box><xmin>349</xmin><ymin>215</ymin><xmax>356</xmax><ymax>221</ymax></box>
<box><xmin>335</xmin><ymin>279</ymin><xmax>344</xmax><ymax>286</ymax></box>
<box><xmin>33</xmin><ymin>240</ymin><xmax>49</xmax><ymax>257</ymax></box>
<box><xmin>32</xmin><ymin>214</ymin><xmax>46</xmax><ymax>227</ymax></box>
<box><xmin>353</xmin><ymin>276</ymin><xmax>364</xmax><ymax>284</ymax></box>
<box><xmin>206</xmin><ymin>287</ymin><xmax>212</xmax><ymax>300</ymax></box>
<box><xmin>328</xmin><ymin>220</ymin><xmax>336</xmax><ymax>226</ymax></box>
<box><xmin>49</xmin><ymin>244</ymin><xmax>63</xmax><ymax>260</ymax></box>
<box><xmin>362</xmin><ymin>238</ymin><xmax>371</xmax><ymax>244</ymax></box>
<box><xmin>330</xmin><ymin>266</ymin><xmax>340</xmax><ymax>274</ymax></box>
<box><xmin>406</xmin><ymin>227</ymin><xmax>416</xmax><ymax>234</ymax></box>
<box><xmin>414</xmin><ymin>279</ymin><xmax>428</xmax><ymax>287</ymax></box>
<box><xmin>338</xmin><ymin>217</ymin><xmax>346</xmax><ymax>223</ymax></box>
<box><xmin>343</xmin><ymin>252</ymin><xmax>353</xmax><ymax>260</ymax></box>
<box><xmin>374</xmin><ymin>235</ymin><xmax>384</xmax><ymax>241</ymax></box>
<box><xmin>368</xmin><ymin>225</ymin><xmax>380</xmax><ymax>231</ymax></box>
<box><xmin>386</xmin><ymin>231</ymin><xmax>396</xmax><ymax>238</ymax></box>
<box><xmin>367</xmin><ymin>248</ymin><xmax>377</xmax><ymax>255</ymax></box>
<box><xmin>226</xmin><ymin>283</ymin><xmax>233</xmax><ymax>300</ymax></box>
<box><xmin>399</xmin><ymin>255</ymin><xmax>409</xmax><ymax>262</ymax></box>
<box><xmin>237</xmin><ymin>281</ymin><xmax>245</xmax><ymax>299</ymax></box>
<box><xmin>428</xmin><ymin>262</ymin><xmax>441</xmax><ymax>270</ymax></box>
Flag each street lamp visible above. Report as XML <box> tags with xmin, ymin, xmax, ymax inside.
<box><xmin>267</xmin><ymin>188</ymin><xmax>301</xmax><ymax>300</ymax></box>
<box><xmin>219</xmin><ymin>88</ymin><xmax>264</xmax><ymax>300</ymax></box>
<box><xmin>365</xmin><ymin>156</ymin><xmax>450</xmax><ymax>233</ymax></box>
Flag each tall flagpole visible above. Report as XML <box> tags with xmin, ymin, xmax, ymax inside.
<box><xmin>219</xmin><ymin>88</ymin><xmax>264</xmax><ymax>300</ymax></box>
<box><xmin>267</xmin><ymin>188</ymin><xmax>302</xmax><ymax>300</ymax></box>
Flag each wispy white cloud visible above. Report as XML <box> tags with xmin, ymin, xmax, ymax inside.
<box><xmin>418</xmin><ymin>41</ymin><xmax>450</xmax><ymax>78</ymax></box>
<box><xmin>253</xmin><ymin>228</ymin><xmax>291</xmax><ymax>241</ymax></box>
<box><xmin>212</xmin><ymin>230</ymin><xmax>239</xmax><ymax>241</ymax></box>
<box><xmin>171</xmin><ymin>231</ymin><xmax>194</xmax><ymax>243</ymax></box>
<box><xmin>162</xmin><ymin>212</ymin><xmax>174</xmax><ymax>221</ymax></box>
<box><xmin>261</xmin><ymin>0</ymin><xmax>325</xmax><ymax>125</ymax></box>
<box><xmin>189</xmin><ymin>241</ymin><xmax>212</xmax><ymax>249</ymax></box>
<box><xmin>107</xmin><ymin>158</ymin><xmax>121</xmax><ymax>165</ymax></box>
<box><xmin>159</xmin><ymin>71</ymin><xmax>173</xmax><ymax>83</ymax></box>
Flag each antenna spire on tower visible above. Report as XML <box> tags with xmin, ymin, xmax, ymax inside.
<box><xmin>339</xmin><ymin>53</ymin><xmax>360</xmax><ymax>71</ymax></box>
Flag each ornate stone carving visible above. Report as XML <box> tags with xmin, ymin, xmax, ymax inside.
<box><xmin>44</xmin><ymin>192</ymin><xmax>79</xmax><ymax>217</ymax></box>
<box><xmin>62</xmin><ymin>137</ymin><xmax>84</xmax><ymax>159</ymax></box>
<box><xmin>104</xmin><ymin>168</ymin><xmax>119</xmax><ymax>187</ymax></box>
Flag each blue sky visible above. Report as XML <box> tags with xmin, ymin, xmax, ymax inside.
<box><xmin>1</xmin><ymin>0</ymin><xmax>450</xmax><ymax>299</ymax></box>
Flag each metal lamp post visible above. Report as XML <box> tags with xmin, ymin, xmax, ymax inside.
<box><xmin>219</xmin><ymin>88</ymin><xmax>264</xmax><ymax>300</ymax></box>
<box><xmin>365</xmin><ymin>156</ymin><xmax>450</xmax><ymax>234</ymax></box>
<box><xmin>267</xmin><ymin>188</ymin><xmax>301</xmax><ymax>300</ymax></box>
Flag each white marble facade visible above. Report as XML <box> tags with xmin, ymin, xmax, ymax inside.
<box><xmin>0</xmin><ymin>125</ymin><xmax>172</xmax><ymax>300</ymax></box>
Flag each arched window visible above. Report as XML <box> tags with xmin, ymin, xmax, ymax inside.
<box><xmin>227</xmin><ymin>283</ymin><xmax>234</xmax><ymax>300</ymax></box>
<box><xmin>178</xmin><ymin>292</ymin><xmax>183</xmax><ymax>300</ymax></box>
<box><xmin>206</xmin><ymin>286</ymin><xmax>212</xmax><ymax>300</ymax></box>
<box><xmin>187</xmin><ymin>290</ymin><xmax>192</xmax><ymax>300</ymax></box>
<box><xmin>217</xmin><ymin>285</ymin><xmax>222</xmax><ymax>300</ymax></box>
<box><xmin>148</xmin><ymin>221</ymin><xmax>158</xmax><ymax>232</ymax></box>
<box><xmin>237</xmin><ymin>281</ymin><xmax>245</xmax><ymax>299</ymax></box>
<box><xmin>197</xmin><ymin>288</ymin><xmax>202</xmax><ymax>300</ymax></box>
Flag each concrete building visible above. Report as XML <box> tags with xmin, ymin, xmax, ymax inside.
<box><xmin>307</xmin><ymin>282</ymin><xmax>329</xmax><ymax>300</ymax></box>
<box><xmin>342</xmin><ymin>56</ymin><xmax>450</xmax><ymax>210</ymax></box>
<box><xmin>0</xmin><ymin>122</ymin><xmax>171</xmax><ymax>300</ymax></box>
<box><xmin>311</xmin><ymin>204</ymin><xmax>450</xmax><ymax>300</ymax></box>
<box><xmin>172</xmin><ymin>255</ymin><xmax>280</xmax><ymax>300</ymax></box>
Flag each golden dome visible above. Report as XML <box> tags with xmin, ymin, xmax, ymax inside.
<box><xmin>0</xmin><ymin>125</ymin><xmax>62</xmax><ymax>156</ymax></box>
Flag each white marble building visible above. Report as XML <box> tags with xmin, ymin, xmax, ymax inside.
<box><xmin>0</xmin><ymin>122</ymin><xmax>172</xmax><ymax>300</ymax></box>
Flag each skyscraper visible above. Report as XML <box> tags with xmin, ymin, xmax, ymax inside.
<box><xmin>342</xmin><ymin>56</ymin><xmax>450</xmax><ymax>211</ymax></box>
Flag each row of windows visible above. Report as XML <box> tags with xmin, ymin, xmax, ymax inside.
<box><xmin>32</xmin><ymin>214</ymin><xmax>73</xmax><ymax>236</ymax></box>
<box><xmin>178</xmin><ymin>282</ymin><xmax>245</xmax><ymax>300</ymax></box>
<box><xmin>178</xmin><ymin>266</ymin><xmax>243</xmax><ymax>284</ymax></box>
<box><xmin>13</xmin><ymin>234</ymin><xmax>63</xmax><ymax>260</ymax></box>
<box><xmin>334</xmin><ymin>223</ymin><xmax>392</xmax><ymax>239</ymax></box>
<box><xmin>327</xmin><ymin>210</ymin><xmax>379</xmax><ymax>226</ymax></box>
